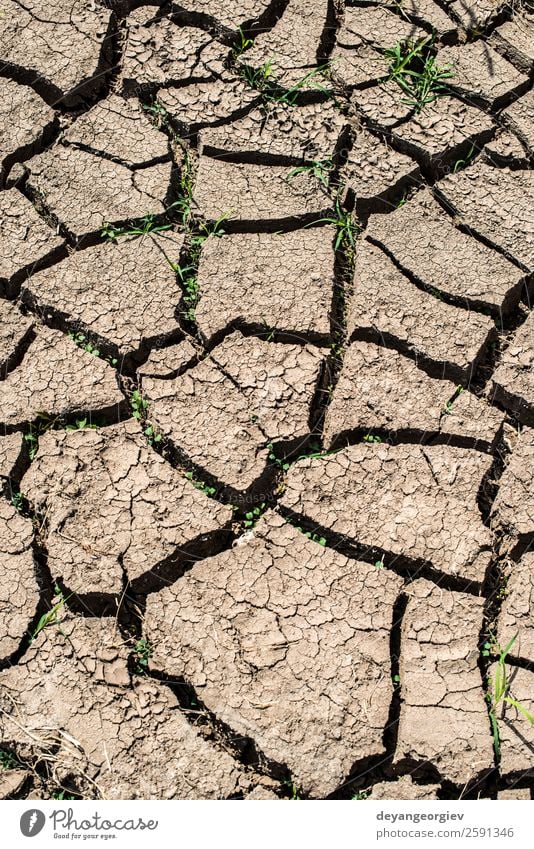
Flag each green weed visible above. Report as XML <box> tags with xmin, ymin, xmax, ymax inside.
<box><xmin>287</xmin><ymin>158</ymin><xmax>333</xmax><ymax>188</ymax></box>
<box><xmin>244</xmin><ymin>503</ymin><xmax>266</xmax><ymax>528</ymax></box>
<box><xmin>285</xmin><ymin>516</ymin><xmax>327</xmax><ymax>546</ymax></box>
<box><xmin>267</xmin><ymin>443</ymin><xmax>290</xmax><ymax>472</ymax></box>
<box><xmin>66</xmin><ymin>418</ymin><xmax>99</xmax><ymax>431</ymax></box>
<box><xmin>0</xmin><ymin>749</ymin><xmax>20</xmax><ymax>770</ymax></box>
<box><xmin>131</xmin><ymin>637</ymin><xmax>152</xmax><ymax>675</ymax></box>
<box><xmin>173</xmin><ymin>148</ymin><xmax>196</xmax><ymax>230</ymax></box>
<box><xmin>174</xmin><ymin>213</ymin><xmax>231</xmax><ymax>322</ymax></box>
<box><xmin>486</xmin><ymin>634</ymin><xmax>534</xmax><ymax>758</ymax></box>
<box><xmin>131</xmin><ymin>389</ymin><xmax>148</xmax><ymax>421</ymax></box>
<box><xmin>24</xmin><ymin>431</ymin><xmax>38</xmax><ymax>460</ymax></box>
<box><xmin>452</xmin><ymin>142</ymin><xmax>476</xmax><ymax>173</ymax></box>
<box><xmin>130</xmin><ymin>390</ymin><xmax>161</xmax><ymax>445</ymax></box>
<box><xmin>282</xmin><ymin>780</ymin><xmax>301</xmax><ymax>800</ymax></box>
<box><xmin>10</xmin><ymin>491</ymin><xmax>24</xmax><ymax>513</ymax></box>
<box><xmin>67</xmin><ymin>331</ymin><xmax>100</xmax><ymax>358</ymax></box>
<box><xmin>31</xmin><ymin>587</ymin><xmax>70</xmax><ymax>642</ymax></box>
<box><xmin>141</xmin><ymin>101</ymin><xmax>168</xmax><ymax>129</ymax></box>
<box><xmin>101</xmin><ymin>214</ymin><xmax>172</xmax><ymax>241</ymax></box>
<box><xmin>143</xmin><ymin>424</ymin><xmax>162</xmax><ymax>445</ymax></box>
<box><xmin>184</xmin><ymin>471</ymin><xmax>216</xmax><ymax>497</ymax></box>
<box><xmin>241</xmin><ymin>59</ymin><xmax>274</xmax><ymax>92</ymax></box>
<box><xmin>362</xmin><ymin>434</ymin><xmax>382</xmax><ymax>443</ymax></box>
<box><xmin>270</xmin><ymin>65</ymin><xmax>332</xmax><ymax>106</ymax></box>
<box><xmin>231</xmin><ymin>27</ymin><xmax>254</xmax><ymax>61</ymax></box>
<box><xmin>52</xmin><ymin>790</ymin><xmax>77</xmax><ymax>800</ymax></box>
<box><xmin>314</xmin><ymin>198</ymin><xmax>359</xmax><ymax>251</ymax></box>
<box><xmin>352</xmin><ymin>790</ymin><xmax>369</xmax><ymax>800</ymax></box>
<box><xmin>239</xmin><ymin>62</ymin><xmax>332</xmax><ymax>107</ymax></box>
<box><xmin>67</xmin><ymin>332</ymin><xmax>118</xmax><ymax>366</ymax></box>
<box><xmin>384</xmin><ymin>37</ymin><xmax>454</xmax><ymax>111</ymax></box>
<box><xmin>24</xmin><ymin>413</ymin><xmax>59</xmax><ymax>460</ymax></box>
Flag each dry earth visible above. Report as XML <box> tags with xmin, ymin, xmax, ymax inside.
<box><xmin>0</xmin><ymin>0</ymin><xmax>533</xmax><ymax>801</ymax></box>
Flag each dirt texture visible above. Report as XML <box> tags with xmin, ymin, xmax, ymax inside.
<box><xmin>0</xmin><ymin>77</ymin><xmax>56</xmax><ymax>183</ymax></box>
<box><xmin>323</xmin><ymin>341</ymin><xmax>504</xmax><ymax>448</ymax></box>
<box><xmin>23</xmin><ymin>233</ymin><xmax>183</xmax><ymax>357</ymax></box>
<box><xmin>502</xmin><ymin>90</ymin><xmax>534</xmax><ymax>155</ymax></box>
<box><xmin>140</xmin><ymin>333</ymin><xmax>323</xmax><ymax>494</ymax></box>
<box><xmin>157</xmin><ymin>76</ymin><xmax>258</xmax><ymax>137</ymax></box>
<box><xmin>0</xmin><ymin>189</ymin><xmax>63</xmax><ymax>295</ymax></box>
<box><xmin>340</xmin><ymin>127</ymin><xmax>420</xmax><ymax>214</ymax></box>
<box><xmin>347</xmin><ymin>240</ymin><xmax>495</xmax><ymax>379</ymax></box>
<box><xmin>491</xmin><ymin>426</ymin><xmax>534</xmax><ymax>537</ymax></box>
<box><xmin>193</xmin><ymin>157</ymin><xmax>331</xmax><ymax>225</ymax></box>
<box><xmin>0</xmin><ymin>0</ymin><xmax>113</xmax><ymax>107</ymax></box>
<box><xmin>498</xmin><ymin>551</ymin><xmax>534</xmax><ymax>662</ymax></box>
<box><xmin>196</xmin><ymin>228</ymin><xmax>335</xmax><ymax>343</ymax></box>
<box><xmin>172</xmin><ymin>0</ymin><xmax>272</xmax><ymax>34</ymax></box>
<box><xmin>0</xmin><ymin>326</ymin><xmax>123</xmax><ymax>427</ymax></box>
<box><xmin>0</xmin><ymin>0</ymin><xmax>533</xmax><ymax>803</ymax></box>
<box><xmin>24</xmin><ymin>145</ymin><xmax>172</xmax><ymax>238</ymax></box>
<box><xmin>369</xmin><ymin>776</ymin><xmax>440</xmax><ymax>800</ymax></box>
<box><xmin>0</xmin><ymin>501</ymin><xmax>37</xmax><ymax>658</ymax></box>
<box><xmin>281</xmin><ymin>443</ymin><xmax>493</xmax><ymax>580</ymax></box>
<box><xmin>437</xmin><ymin>42</ymin><xmax>528</xmax><ymax>108</ymax></box>
<box><xmin>120</xmin><ymin>7</ymin><xmax>222</xmax><ymax>93</ymax></box>
<box><xmin>22</xmin><ymin>421</ymin><xmax>232</xmax><ymax>594</ymax></box>
<box><xmin>395</xmin><ymin>580</ymin><xmax>494</xmax><ymax>784</ymax></box>
<box><xmin>242</xmin><ymin>0</ymin><xmax>330</xmax><ymax>87</ymax></box>
<box><xmin>492</xmin><ymin>665</ymin><xmax>534</xmax><ymax>779</ymax></box>
<box><xmin>390</xmin><ymin>97</ymin><xmax>494</xmax><ymax>169</ymax></box>
<box><xmin>491</xmin><ymin>311</ymin><xmax>534</xmax><ymax>425</ymax></box>
<box><xmin>199</xmin><ymin>101</ymin><xmax>345</xmax><ymax>161</ymax></box>
<box><xmin>0</xmin><ymin>433</ymin><xmax>24</xmax><ymax>482</ymax></box>
<box><xmin>63</xmin><ymin>95</ymin><xmax>170</xmax><ymax>167</ymax></box>
<box><xmin>367</xmin><ymin>188</ymin><xmax>525</xmax><ymax>313</ymax></box>
<box><xmin>146</xmin><ymin>511</ymin><xmax>403</xmax><ymax>796</ymax></box>
<box><xmin>490</xmin><ymin>13</ymin><xmax>534</xmax><ymax>75</ymax></box>
<box><xmin>0</xmin><ymin>615</ymin><xmax>258</xmax><ymax>798</ymax></box>
<box><xmin>0</xmin><ymin>300</ymin><xmax>33</xmax><ymax>377</ymax></box>
<box><xmin>438</xmin><ymin>162</ymin><xmax>534</xmax><ymax>272</ymax></box>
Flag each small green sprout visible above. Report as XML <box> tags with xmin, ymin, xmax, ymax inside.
<box><xmin>244</xmin><ymin>503</ymin><xmax>266</xmax><ymax>528</ymax></box>
<box><xmin>384</xmin><ymin>37</ymin><xmax>454</xmax><ymax>112</ymax></box>
<box><xmin>231</xmin><ymin>27</ymin><xmax>254</xmax><ymax>60</ymax></box>
<box><xmin>287</xmin><ymin>159</ymin><xmax>333</xmax><ymax>188</ymax></box>
<box><xmin>314</xmin><ymin>198</ymin><xmax>359</xmax><ymax>251</ymax></box>
<box><xmin>363</xmin><ymin>434</ymin><xmax>382</xmax><ymax>443</ymax></box>
<box><xmin>131</xmin><ymin>389</ymin><xmax>149</xmax><ymax>420</ymax></box>
<box><xmin>184</xmin><ymin>471</ymin><xmax>217</xmax><ymax>497</ymax></box>
<box><xmin>31</xmin><ymin>587</ymin><xmax>70</xmax><ymax>642</ymax></box>
<box><xmin>10</xmin><ymin>491</ymin><xmax>24</xmax><ymax>513</ymax></box>
<box><xmin>0</xmin><ymin>749</ymin><xmax>21</xmax><ymax>770</ymax></box>
<box><xmin>487</xmin><ymin>634</ymin><xmax>534</xmax><ymax>758</ymax></box>
<box><xmin>101</xmin><ymin>214</ymin><xmax>172</xmax><ymax>241</ymax></box>
<box><xmin>267</xmin><ymin>443</ymin><xmax>290</xmax><ymax>471</ymax></box>
<box><xmin>131</xmin><ymin>637</ymin><xmax>152</xmax><ymax>674</ymax></box>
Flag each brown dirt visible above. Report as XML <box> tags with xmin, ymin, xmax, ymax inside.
<box><xmin>0</xmin><ymin>0</ymin><xmax>533</xmax><ymax>803</ymax></box>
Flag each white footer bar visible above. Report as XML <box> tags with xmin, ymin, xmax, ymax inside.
<box><xmin>2</xmin><ymin>799</ymin><xmax>532</xmax><ymax>848</ymax></box>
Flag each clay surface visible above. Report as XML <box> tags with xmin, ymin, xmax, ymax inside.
<box><xmin>146</xmin><ymin>511</ymin><xmax>404</xmax><ymax>796</ymax></box>
<box><xmin>23</xmin><ymin>233</ymin><xmax>183</xmax><ymax>356</ymax></box>
<box><xmin>0</xmin><ymin>0</ymin><xmax>533</xmax><ymax>802</ymax></box>
<box><xmin>395</xmin><ymin>580</ymin><xmax>494</xmax><ymax>784</ymax></box>
<box><xmin>22</xmin><ymin>421</ymin><xmax>232</xmax><ymax>594</ymax></box>
<box><xmin>281</xmin><ymin>443</ymin><xmax>493</xmax><ymax>580</ymax></box>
